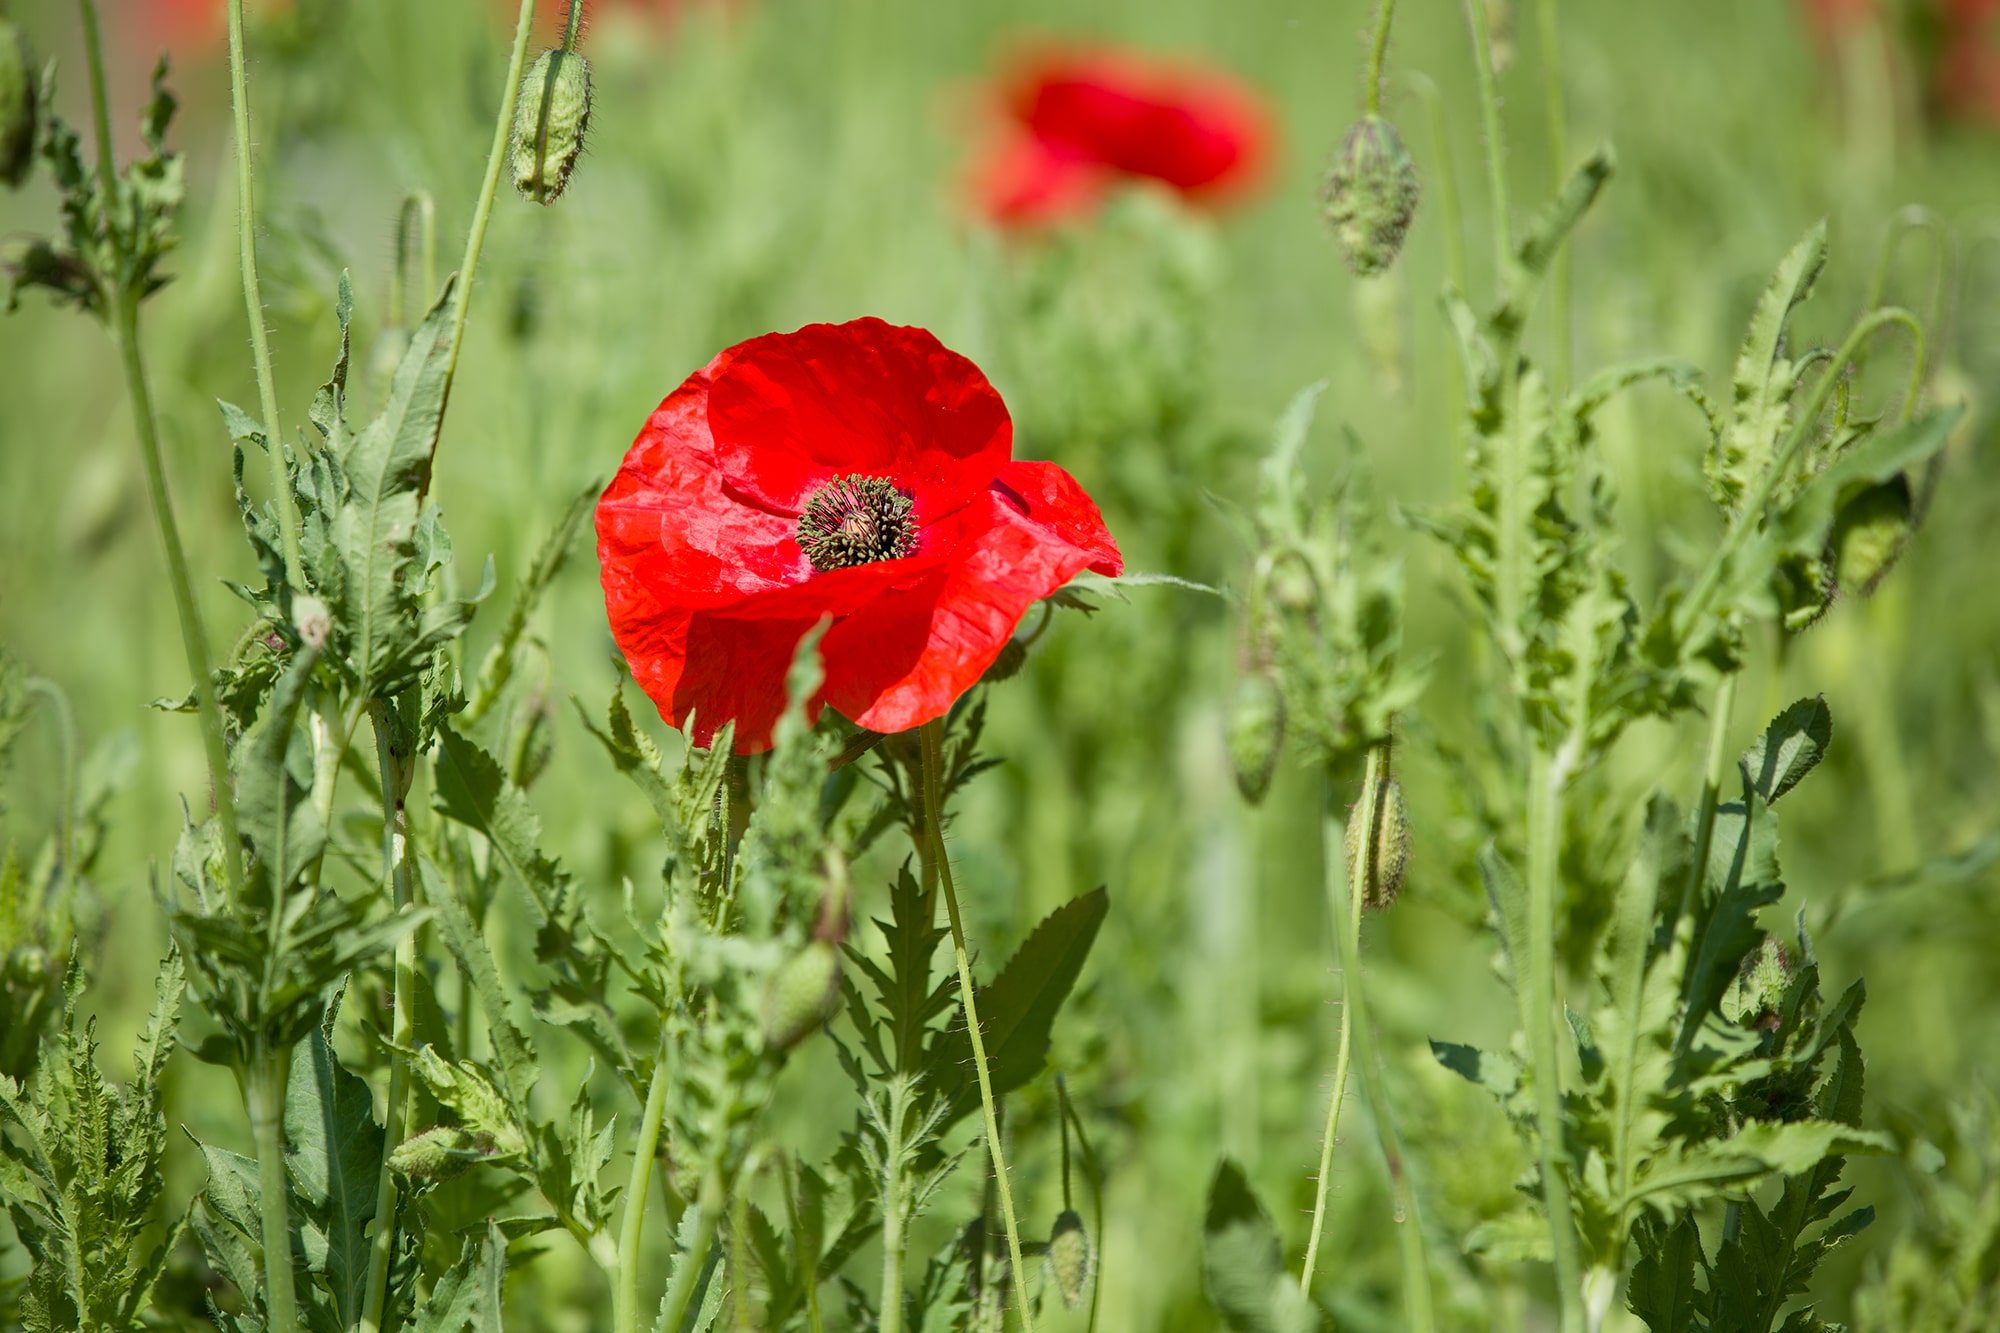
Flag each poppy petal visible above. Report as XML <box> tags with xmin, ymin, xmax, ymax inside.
<box><xmin>706</xmin><ymin>319</ymin><xmax>1013</xmax><ymax>524</ymax></box>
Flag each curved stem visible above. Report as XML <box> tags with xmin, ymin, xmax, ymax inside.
<box><xmin>436</xmin><ymin>0</ymin><xmax>539</xmax><ymax>462</ymax></box>
<box><xmin>1363</xmin><ymin>0</ymin><xmax>1398</xmax><ymax>115</ymax></box>
<box><xmin>615</xmin><ymin>1044</ymin><xmax>672</xmax><ymax>1333</ymax></box>
<box><xmin>77</xmin><ymin>0</ymin><xmax>244</xmax><ymax>894</ymax></box>
<box><xmin>227</xmin><ymin>0</ymin><xmax>305</xmax><ymax>590</ymax></box>
<box><xmin>1675</xmin><ymin>306</ymin><xmax>1925</xmax><ymax>645</ymax></box>
<box><xmin>248</xmin><ymin>1046</ymin><xmax>301</xmax><ymax>1333</ymax></box>
<box><xmin>1298</xmin><ymin>893</ymin><xmax>1355</xmax><ymax>1293</ymax></box>
<box><xmin>1861</xmin><ymin>206</ymin><xmax>1949</xmax><ymax>338</ymax></box>
<box><xmin>1534</xmin><ymin>0</ymin><xmax>1571</xmax><ymax>391</ymax></box>
<box><xmin>358</xmin><ymin>705</ymin><xmax>415</xmax><ymax>1333</ymax></box>
<box><xmin>918</xmin><ymin>720</ymin><xmax>1035</xmax><ymax>1333</ymax></box>
<box><xmin>1320</xmin><ymin>747</ymin><xmax>1435</xmax><ymax>1330</ymax></box>
<box><xmin>1462</xmin><ymin>0</ymin><xmax>1512</xmax><ymax>273</ymax></box>
<box><xmin>1525</xmin><ymin>743</ymin><xmax>1584</xmax><ymax>1332</ymax></box>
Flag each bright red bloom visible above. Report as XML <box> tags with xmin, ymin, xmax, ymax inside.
<box><xmin>596</xmin><ymin>319</ymin><xmax>1122</xmax><ymax>753</ymax></box>
<box><xmin>975</xmin><ymin>45</ymin><xmax>1271</xmax><ymax>227</ymax></box>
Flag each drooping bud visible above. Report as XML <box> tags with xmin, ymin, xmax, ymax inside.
<box><xmin>1321</xmin><ymin>115</ymin><xmax>1419</xmax><ymax>277</ymax></box>
<box><xmin>1345</xmin><ymin>773</ymin><xmax>1409</xmax><ymax>909</ymax></box>
<box><xmin>1829</xmin><ymin>473</ymin><xmax>1914</xmax><ymax>598</ymax></box>
<box><xmin>1045</xmin><ymin>1209</ymin><xmax>1093</xmax><ymax>1312</ymax></box>
<box><xmin>0</xmin><ymin>21</ymin><xmax>36</xmax><ymax>190</ymax></box>
<box><xmin>1772</xmin><ymin>551</ymin><xmax>1835</xmax><ymax>633</ymax></box>
<box><xmin>1266</xmin><ymin>553</ymin><xmax>1316</xmax><ymax>617</ymax></box>
<box><xmin>1227</xmin><ymin>672</ymin><xmax>1286</xmax><ymax>805</ymax></box>
<box><xmin>761</xmin><ymin>940</ymin><xmax>843</xmax><ymax>1052</ymax></box>
<box><xmin>981</xmin><ymin>634</ymin><xmax>1029</xmax><ymax>684</ymax></box>
<box><xmin>387</xmin><ymin>1125</ymin><xmax>493</xmax><ymax>1181</ymax></box>
<box><xmin>511</xmin><ymin>49</ymin><xmax>592</xmax><ymax>204</ymax></box>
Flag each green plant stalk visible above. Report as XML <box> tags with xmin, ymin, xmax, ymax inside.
<box><xmin>1322</xmin><ymin>747</ymin><xmax>1435</xmax><ymax>1331</ymax></box>
<box><xmin>358</xmin><ymin>707</ymin><xmax>416</xmax><ymax>1333</ymax></box>
<box><xmin>226</xmin><ymin>0</ymin><xmax>304</xmax><ymax>590</ymax></box>
<box><xmin>1298</xmin><ymin>910</ymin><xmax>1355</xmax><ymax>1293</ymax></box>
<box><xmin>23</xmin><ymin>679</ymin><xmax>78</xmax><ymax>890</ymax></box>
<box><xmin>1363</xmin><ymin>0</ymin><xmax>1398</xmax><ymax>115</ymax></box>
<box><xmin>1409</xmin><ymin>72</ymin><xmax>1468</xmax><ymax>298</ymax></box>
<box><xmin>615</xmin><ymin>1043</ymin><xmax>672</xmax><ymax>1333</ymax></box>
<box><xmin>655</xmin><ymin>1172</ymin><xmax>721</xmax><ymax>1333</ymax></box>
<box><xmin>247</xmin><ymin>1045</ymin><xmax>301</xmax><ymax>1333</ymax></box>
<box><xmin>1462</xmin><ymin>0</ymin><xmax>1512</xmax><ymax>273</ymax></box>
<box><xmin>1677</xmin><ymin>673</ymin><xmax>1738</xmax><ymax>928</ymax></box>
<box><xmin>878</xmin><ymin>1090</ymin><xmax>908</xmax><ymax>1333</ymax></box>
<box><xmin>1525</xmin><ymin>742</ymin><xmax>1585</xmax><ymax>1332</ymax></box>
<box><xmin>1675</xmin><ymin>306</ymin><xmax>1925</xmax><ymax>645</ymax></box>
<box><xmin>76</xmin><ymin>0</ymin><xmax>245</xmax><ymax>895</ymax></box>
<box><xmin>1535</xmin><ymin>0</ymin><xmax>1571</xmax><ymax>392</ymax></box>
<box><xmin>919</xmin><ymin>719</ymin><xmax>1035</xmax><ymax>1333</ymax></box>
<box><xmin>437</xmin><ymin>0</ymin><xmax>538</xmax><ymax>438</ymax></box>
<box><xmin>391</xmin><ymin>192</ymin><xmax>439</xmax><ymax>327</ymax></box>
<box><xmin>1054</xmin><ymin>1078</ymin><xmax>1106</xmax><ymax>1333</ymax></box>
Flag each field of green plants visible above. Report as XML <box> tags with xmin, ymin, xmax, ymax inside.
<box><xmin>3</xmin><ymin>1</ymin><xmax>1999</xmax><ymax>1330</ymax></box>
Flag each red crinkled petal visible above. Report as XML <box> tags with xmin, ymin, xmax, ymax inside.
<box><xmin>974</xmin><ymin>133</ymin><xmax>1110</xmax><ymax>227</ymax></box>
<box><xmin>705</xmin><ymin>319</ymin><xmax>1013</xmax><ymax>524</ymax></box>
<box><xmin>993</xmin><ymin>459</ymin><xmax>1123</xmax><ymax>576</ymax></box>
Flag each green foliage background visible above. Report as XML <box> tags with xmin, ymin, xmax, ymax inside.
<box><xmin>3</xmin><ymin>0</ymin><xmax>1998</xmax><ymax>1328</ymax></box>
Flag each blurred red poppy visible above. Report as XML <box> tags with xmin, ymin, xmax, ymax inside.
<box><xmin>596</xmin><ymin>318</ymin><xmax>1122</xmax><ymax>753</ymax></box>
<box><xmin>1942</xmin><ymin>0</ymin><xmax>2000</xmax><ymax>120</ymax></box>
<box><xmin>974</xmin><ymin>45</ymin><xmax>1271</xmax><ymax>227</ymax></box>
<box><xmin>1795</xmin><ymin>0</ymin><xmax>1876</xmax><ymax>42</ymax></box>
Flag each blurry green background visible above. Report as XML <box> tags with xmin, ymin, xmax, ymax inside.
<box><xmin>3</xmin><ymin>0</ymin><xmax>1998</xmax><ymax>1328</ymax></box>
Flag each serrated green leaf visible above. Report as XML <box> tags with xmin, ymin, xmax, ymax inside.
<box><xmin>1430</xmin><ymin>1039</ymin><xmax>1521</xmax><ymax>1098</ymax></box>
<box><xmin>1711</xmin><ymin>224</ymin><xmax>1828</xmax><ymax>514</ymax></box>
<box><xmin>1627</xmin><ymin>1211</ymin><xmax>1702</xmax><ymax>1333</ymax></box>
<box><xmin>1741</xmin><ymin>697</ymin><xmax>1833</xmax><ymax>805</ymax></box>
<box><xmin>420</xmin><ymin>858</ymin><xmax>539</xmax><ymax>1113</ymax></box>
<box><xmin>283</xmin><ymin>1024</ymin><xmax>381</xmax><ymax>1328</ymax></box>
<box><xmin>432</xmin><ymin>726</ymin><xmax>567</xmax><ymax>930</ymax></box>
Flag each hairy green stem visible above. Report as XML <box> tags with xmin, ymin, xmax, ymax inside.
<box><xmin>226</xmin><ymin>0</ymin><xmax>304</xmax><ymax>590</ymax></box>
<box><xmin>1298</xmin><ymin>874</ymin><xmax>1356</xmax><ymax>1293</ymax></box>
<box><xmin>918</xmin><ymin>720</ymin><xmax>1035</xmax><ymax>1333</ymax></box>
<box><xmin>1409</xmin><ymin>72</ymin><xmax>1468</xmax><ymax>298</ymax></box>
<box><xmin>437</xmin><ymin>0</ymin><xmax>538</xmax><ymax>446</ymax></box>
<box><xmin>1321</xmin><ymin>746</ymin><xmax>1435</xmax><ymax>1329</ymax></box>
<box><xmin>1526</xmin><ymin>743</ymin><xmax>1585</xmax><ymax>1333</ymax></box>
<box><xmin>1462</xmin><ymin>0</ymin><xmax>1512</xmax><ymax>273</ymax></box>
<box><xmin>879</xmin><ymin>1095</ymin><xmax>908</xmax><ymax>1333</ymax></box>
<box><xmin>1535</xmin><ymin>0</ymin><xmax>1571</xmax><ymax>391</ymax></box>
<box><xmin>247</xmin><ymin>1047</ymin><xmax>301</xmax><ymax>1333</ymax></box>
<box><xmin>359</xmin><ymin>706</ymin><xmax>415</xmax><ymax>1333</ymax></box>
<box><xmin>616</xmin><ymin>1044</ymin><xmax>672</xmax><ymax>1333</ymax></box>
<box><xmin>1363</xmin><ymin>0</ymin><xmax>1398</xmax><ymax>115</ymax></box>
<box><xmin>77</xmin><ymin>0</ymin><xmax>245</xmax><ymax>894</ymax></box>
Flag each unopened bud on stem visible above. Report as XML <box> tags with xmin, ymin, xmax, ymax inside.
<box><xmin>1045</xmin><ymin>1210</ymin><xmax>1093</xmax><ymax>1311</ymax></box>
<box><xmin>1322</xmin><ymin>115</ymin><xmax>1419</xmax><ymax>277</ymax></box>
<box><xmin>512</xmin><ymin>49</ymin><xmax>592</xmax><ymax>204</ymax></box>
<box><xmin>1227</xmin><ymin>672</ymin><xmax>1286</xmax><ymax>805</ymax></box>
<box><xmin>1346</xmin><ymin>771</ymin><xmax>1409</xmax><ymax>909</ymax></box>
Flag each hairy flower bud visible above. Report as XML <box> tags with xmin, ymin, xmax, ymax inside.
<box><xmin>1045</xmin><ymin>1209</ymin><xmax>1093</xmax><ymax>1311</ymax></box>
<box><xmin>762</xmin><ymin>940</ymin><xmax>843</xmax><ymax>1052</ymax></box>
<box><xmin>1322</xmin><ymin>115</ymin><xmax>1419</xmax><ymax>277</ymax></box>
<box><xmin>0</xmin><ymin>21</ymin><xmax>36</xmax><ymax>190</ymax></box>
<box><xmin>1830</xmin><ymin>474</ymin><xmax>1914</xmax><ymax>598</ymax></box>
<box><xmin>388</xmin><ymin>1125</ymin><xmax>491</xmax><ymax>1181</ymax></box>
<box><xmin>1345</xmin><ymin>773</ymin><xmax>1409</xmax><ymax>909</ymax></box>
<box><xmin>1774</xmin><ymin>551</ymin><xmax>1835</xmax><ymax>633</ymax></box>
<box><xmin>1227</xmin><ymin>672</ymin><xmax>1286</xmax><ymax>805</ymax></box>
<box><xmin>512</xmin><ymin>49</ymin><xmax>592</xmax><ymax>204</ymax></box>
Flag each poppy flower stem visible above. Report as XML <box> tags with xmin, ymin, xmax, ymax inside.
<box><xmin>1363</xmin><ymin>0</ymin><xmax>1398</xmax><ymax>116</ymax></box>
<box><xmin>1533</xmin><ymin>0</ymin><xmax>1572</xmax><ymax>392</ymax></box>
<box><xmin>75</xmin><ymin>0</ymin><xmax>245</xmax><ymax>896</ymax></box>
<box><xmin>918</xmin><ymin>719</ymin><xmax>1036</xmax><ymax>1333</ymax></box>
<box><xmin>358</xmin><ymin>703</ymin><xmax>416</xmax><ymax>1333</ymax></box>
<box><xmin>227</xmin><ymin>0</ymin><xmax>305</xmax><ymax>591</ymax></box>
<box><xmin>1315</xmin><ymin>746</ymin><xmax>1435</xmax><ymax>1330</ymax></box>
<box><xmin>438</xmin><ymin>0</ymin><xmax>539</xmax><ymax>446</ymax></box>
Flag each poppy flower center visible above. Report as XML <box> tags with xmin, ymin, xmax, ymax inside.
<box><xmin>795</xmin><ymin>474</ymin><xmax>920</xmax><ymax>573</ymax></box>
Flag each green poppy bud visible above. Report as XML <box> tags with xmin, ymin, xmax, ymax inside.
<box><xmin>387</xmin><ymin>1125</ymin><xmax>490</xmax><ymax>1181</ymax></box>
<box><xmin>1227</xmin><ymin>672</ymin><xmax>1286</xmax><ymax>805</ymax></box>
<box><xmin>1830</xmin><ymin>474</ymin><xmax>1914</xmax><ymax>598</ymax></box>
<box><xmin>0</xmin><ymin>21</ymin><xmax>36</xmax><ymax>190</ymax></box>
<box><xmin>512</xmin><ymin>49</ymin><xmax>592</xmax><ymax>204</ymax></box>
<box><xmin>1045</xmin><ymin>1209</ymin><xmax>1093</xmax><ymax>1312</ymax></box>
<box><xmin>6</xmin><ymin>943</ymin><xmax>51</xmax><ymax>989</ymax></box>
<box><xmin>761</xmin><ymin>940</ymin><xmax>843</xmax><ymax>1053</ymax></box>
<box><xmin>1321</xmin><ymin>115</ymin><xmax>1419</xmax><ymax>277</ymax></box>
<box><xmin>1345</xmin><ymin>774</ymin><xmax>1409</xmax><ymax>909</ymax></box>
<box><xmin>1727</xmin><ymin>936</ymin><xmax>1794</xmax><ymax>1031</ymax></box>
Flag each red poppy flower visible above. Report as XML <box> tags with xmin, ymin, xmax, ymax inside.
<box><xmin>1794</xmin><ymin>0</ymin><xmax>1875</xmax><ymax>43</ymax></box>
<box><xmin>1941</xmin><ymin>0</ymin><xmax>2000</xmax><ymax>121</ymax></box>
<box><xmin>596</xmin><ymin>319</ymin><xmax>1122</xmax><ymax>753</ymax></box>
<box><xmin>974</xmin><ymin>45</ymin><xmax>1271</xmax><ymax>227</ymax></box>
